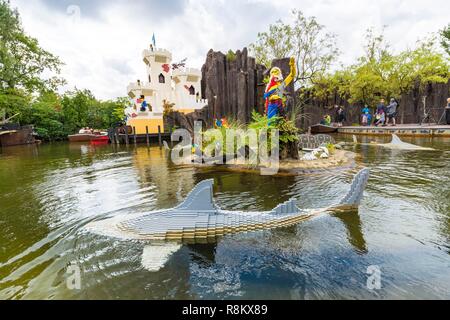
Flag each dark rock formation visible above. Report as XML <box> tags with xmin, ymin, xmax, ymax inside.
<box><xmin>164</xmin><ymin>109</ymin><xmax>210</xmax><ymax>136</ymax></box>
<box><xmin>201</xmin><ymin>48</ymin><xmax>267</xmax><ymax>124</ymax></box>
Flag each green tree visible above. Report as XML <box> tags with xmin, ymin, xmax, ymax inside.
<box><xmin>0</xmin><ymin>88</ymin><xmax>30</xmax><ymax>120</ymax></box>
<box><xmin>61</xmin><ymin>89</ymin><xmax>96</xmax><ymax>134</ymax></box>
<box><xmin>0</xmin><ymin>0</ymin><xmax>65</xmax><ymax>92</ymax></box>
<box><xmin>440</xmin><ymin>24</ymin><xmax>450</xmax><ymax>56</ymax></box>
<box><xmin>310</xmin><ymin>28</ymin><xmax>450</xmax><ymax>126</ymax></box>
<box><xmin>249</xmin><ymin>10</ymin><xmax>339</xmax><ymax>87</ymax></box>
<box><xmin>87</xmin><ymin>97</ymin><xmax>128</xmax><ymax>129</ymax></box>
<box><xmin>20</xmin><ymin>91</ymin><xmax>66</xmax><ymax>141</ymax></box>
<box><xmin>249</xmin><ymin>19</ymin><xmax>293</xmax><ymax>68</ymax></box>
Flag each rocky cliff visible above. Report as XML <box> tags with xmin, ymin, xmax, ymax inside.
<box><xmin>201</xmin><ymin>48</ymin><xmax>267</xmax><ymax>124</ymax></box>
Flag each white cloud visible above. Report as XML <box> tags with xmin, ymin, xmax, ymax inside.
<box><xmin>10</xmin><ymin>0</ymin><xmax>450</xmax><ymax>100</ymax></box>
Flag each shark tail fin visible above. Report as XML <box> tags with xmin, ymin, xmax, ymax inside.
<box><xmin>271</xmin><ymin>198</ymin><xmax>300</xmax><ymax>215</ymax></box>
<box><xmin>176</xmin><ymin>179</ymin><xmax>216</xmax><ymax>211</ymax></box>
<box><xmin>333</xmin><ymin>168</ymin><xmax>370</xmax><ymax>210</ymax></box>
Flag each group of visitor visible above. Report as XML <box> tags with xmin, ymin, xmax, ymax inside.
<box><xmin>361</xmin><ymin>98</ymin><xmax>399</xmax><ymax>127</ymax></box>
<box><xmin>320</xmin><ymin>105</ymin><xmax>347</xmax><ymax>127</ymax></box>
<box><xmin>79</xmin><ymin>127</ymin><xmax>94</xmax><ymax>134</ymax></box>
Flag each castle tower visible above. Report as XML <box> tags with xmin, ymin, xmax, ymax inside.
<box><xmin>172</xmin><ymin>68</ymin><xmax>204</xmax><ymax>114</ymax></box>
<box><xmin>125</xmin><ymin>45</ymin><xmax>207</xmax><ymax>135</ymax></box>
<box><xmin>142</xmin><ymin>47</ymin><xmax>173</xmax><ymax>94</ymax></box>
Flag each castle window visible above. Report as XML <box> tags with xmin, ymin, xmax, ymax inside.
<box><xmin>189</xmin><ymin>85</ymin><xmax>195</xmax><ymax>95</ymax></box>
<box><xmin>148</xmin><ymin>75</ymin><xmax>151</xmax><ymax>83</ymax></box>
<box><xmin>159</xmin><ymin>73</ymin><xmax>165</xmax><ymax>84</ymax></box>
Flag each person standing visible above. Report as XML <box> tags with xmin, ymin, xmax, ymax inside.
<box><xmin>361</xmin><ymin>105</ymin><xmax>370</xmax><ymax>126</ymax></box>
<box><xmin>386</xmin><ymin>98</ymin><xmax>398</xmax><ymax>126</ymax></box>
<box><xmin>336</xmin><ymin>106</ymin><xmax>346</xmax><ymax>127</ymax></box>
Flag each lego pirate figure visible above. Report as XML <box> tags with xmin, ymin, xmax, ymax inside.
<box><xmin>264</xmin><ymin>57</ymin><xmax>297</xmax><ymax>120</ymax></box>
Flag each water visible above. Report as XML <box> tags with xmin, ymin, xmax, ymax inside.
<box><xmin>0</xmin><ymin>136</ymin><xmax>449</xmax><ymax>300</ymax></box>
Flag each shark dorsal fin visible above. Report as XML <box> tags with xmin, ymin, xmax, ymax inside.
<box><xmin>271</xmin><ymin>198</ymin><xmax>299</xmax><ymax>215</ymax></box>
<box><xmin>176</xmin><ymin>179</ymin><xmax>216</xmax><ymax>211</ymax></box>
<box><xmin>390</xmin><ymin>134</ymin><xmax>403</xmax><ymax>145</ymax></box>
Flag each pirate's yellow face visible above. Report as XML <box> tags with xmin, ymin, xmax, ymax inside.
<box><xmin>270</xmin><ymin>67</ymin><xmax>283</xmax><ymax>82</ymax></box>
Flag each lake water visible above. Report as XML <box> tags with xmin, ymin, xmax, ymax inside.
<box><xmin>0</xmin><ymin>135</ymin><xmax>449</xmax><ymax>300</ymax></box>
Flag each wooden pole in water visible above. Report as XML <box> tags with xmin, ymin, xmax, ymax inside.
<box><xmin>125</xmin><ymin>126</ymin><xmax>129</xmax><ymax>145</ymax></box>
<box><xmin>158</xmin><ymin>125</ymin><xmax>162</xmax><ymax>147</ymax></box>
<box><xmin>133</xmin><ymin>127</ymin><xmax>137</xmax><ymax>145</ymax></box>
<box><xmin>115</xmin><ymin>127</ymin><xmax>120</xmax><ymax>145</ymax></box>
<box><xmin>146</xmin><ymin>126</ymin><xmax>149</xmax><ymax>146</ymax></box>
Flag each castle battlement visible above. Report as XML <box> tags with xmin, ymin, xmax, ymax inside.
<box><xmin>172</xmin><ymin>68</ymin><xmax>202</xmax><ymax>78</ymax></box>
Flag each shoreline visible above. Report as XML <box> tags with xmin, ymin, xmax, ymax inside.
<box><xmin>192</xmin><ymin>149</ymin><xmax>357</xmax><ymax>176</ymax></box>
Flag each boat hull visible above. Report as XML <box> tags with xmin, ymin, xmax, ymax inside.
<box><xmin>0</xmin><ymin>126</ymin><xmax>36</xmax><ymax>147</ymax></box>
<box><xmin>68</xmin><ymin>134</ymin><xmax>106</xmax><ymax>142</ymax></box>
<box><xmin>310</xmin><ymin>124</ymin><xmax>338</xmax><ymax>134</ymax></box>
<box><xmin>90</xmin><ymin>136</ymin><xmax>110</xmax><ymax>145</ymax></box>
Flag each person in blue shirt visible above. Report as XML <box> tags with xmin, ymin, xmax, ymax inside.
<box><xmin>361</xmin><ymin>105</ymin><xmax>370</xmax><ymax>126</ymax></box>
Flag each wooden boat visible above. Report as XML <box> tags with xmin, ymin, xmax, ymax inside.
<box><xmin>310</xmin><ymin>124</ymin><xmax>338</xmax><ymax>134</ymax></box>
<box><xmin>0</xmin><ymin>114</ymin><xmax>37</xmax><ymax>147</ymax></box>
<box><xmin>0</xmin><ymin>125</ymin><xmax>36</xmax><ymax>147</ymax></box>
<box><xmin>68</xmin><ymin>132</ymin><xmax>107</xmax><ymax>143</ymax></box>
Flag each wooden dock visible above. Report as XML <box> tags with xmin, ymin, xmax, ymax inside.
<box><xmin>108</xmin><ymin>125</ymin><xmax>174</xmax><ymax>146</ymax></box>
<box><xmin>337</xmin><ymin>124</ymin><xmax>450</xmax><ymax>137</ymax></box>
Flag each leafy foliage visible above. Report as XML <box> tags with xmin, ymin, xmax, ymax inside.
<box><xmin>163</xmin><ymin>99</ymin><xmax>175</xmax><ymax>116</ymax></box>
<box><xmin>226</xmin><ymin>50</ymin><xmax>237</xmax><ymax>62</ymax></box>
<box><xmin>440</xmin><ymin>24</ymin><xmax>450</xmax><ymax>57</ymax></box>
<box><xmin>0</xmin><ymin>0</ymin><xmax>65</xmax><ymax>92</ymax></box>
<box><xmin>249</xmin><ymin>10</ymin><xmax>339</xmax><ymax>88</ymax></box>
<box><xmin>310</xmin><ymin>29</ymin><xmax>450</xmax><ymax>107</ymax></box>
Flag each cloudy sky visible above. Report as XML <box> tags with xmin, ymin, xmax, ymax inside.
<box><xmin>10</xmin><ymin>0</ymin><xmax>450</xmax><ymax>100</ymax></box>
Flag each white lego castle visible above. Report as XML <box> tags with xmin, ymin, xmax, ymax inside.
<box><xmin>125</xmin><ymin>45</ymin><xmax>207</xmax><ymax>134</ymax></box>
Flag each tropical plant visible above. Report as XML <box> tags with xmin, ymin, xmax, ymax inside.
<box><xmin>163</xmin><ymin>99</ymin><xmax>175</xmax><ymax>116</ymax></box>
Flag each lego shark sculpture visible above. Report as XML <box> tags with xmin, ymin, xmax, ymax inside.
<box><xmin>86</xmin><ymin>169</ymin><xmax>370</xmax><ymax>271</ymax></box>
<box><xmin>353</xmin><ymin>134</ymin><xmax>435</xmax><ymax>151</ymax></box>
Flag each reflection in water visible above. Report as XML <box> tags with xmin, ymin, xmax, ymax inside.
<box><xmin>0</xmin><ymin>137</ymin><xmax>450</xmax><ymax>300</ymax></box>
<box><xmin>333</xmin><ymin>211</ymin><xmax>368</xmax><ymax>254</ymax></box>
